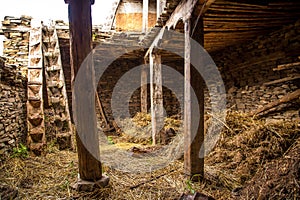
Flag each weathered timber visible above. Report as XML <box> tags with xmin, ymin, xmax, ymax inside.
<box><xmin>141</xmin><ymin>60</ymin><xmax>148</xmax><ymax>113</ymax></box>
<box><xmin>143</xmin><ymin>0</ymin><xmax>149</xmax><ymax>33</ymax></box>
<box><xmin>251</xmin><ymin>89</ymin><xmax>300</xmax><ymax>116</ymax></box>
<box><xmin>203</xmin><ymin>0</ymin><xmax>300</xmax><ymax>52</ymax></box>
<box><xmin>67</xmin><ymin>0</ymin><xmax>103</xmax><ymax>182</ymax></box>
<box><xmin>184</xmin><ymin>20</ymin><xmax>192</xmax><ymax>178</ymax></box>
<box><xmin>273</xmin><ymin>61</ymin><xmax>300</xmax><ymax>71</ymax></box>
<box><xmin>166</xmin><ymin>0</ymin><xmax>199</xmax><ymax>29</ymax></box>
<box><xmin>263</xmin><ymin>75</ymin><xmax>300</xmax><ymax>86</ymax></box>
<box><xmin>42</xmin><ymin>26</ymin><xmax>73</xmax><ymax>150</ymax></box>
<box><xmin>27</xmin><ymin>26</ymin><xmax>46</xmax><ymax>155</ymax></box>
<box><xmin>96</xmin><ymin>92</ymin><xmax>113</xmax><ymax>131</ymax></box>
<box><xmin>157</xmin><ymin>0</ymin><xmax>167</xmax><ymax>21</ymax></box>
<box><xmin>150</xmin><ymin>51</ymin><xmax>163</xmax><ymax>145</ymax></box>
<box><xmin>183</xmin><ymin>15</ymin><xmax>205</xmax><ymax>180</ymax></box>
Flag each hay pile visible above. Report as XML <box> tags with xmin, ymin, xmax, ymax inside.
<box><xmin>114</xmin><ymin>112</ymin><xmax>182</xmax><ymax>144</ymax></box>
<box><xmin>236</xmin><ymin>139</ymin><xmax>300</xmax><ymax>200</ymax></box>
<box><xmin>206</xmin><ymin>111</ymin><xmax>299</xmax><ymax>190</ymax></box>
<box><xmin>0</xmin><ymin>149</ymin><xmax>78</xmax><ymax>199</ymax></box>
<box><xmin>0</xmin><ymin>111</ymin><xmax>299</xmax><ymax>199</ymax></box>
<box><xmin>0</xmin><ymin>150</ymin><xmax>229</xmax><ymax>199</ymax></box>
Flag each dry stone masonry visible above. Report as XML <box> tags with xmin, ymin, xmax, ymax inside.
<box><xmin>1</xmin><ymin>17</ymin><xmax>73</xmax><ymax>156</ymax></box>
<box><xmin>0</xmin><ymin>57</ymin><xmax>27</xmax><ymax>158</ymax></box>
<box><xmin>211</xmin><ymin>19</ymin><xmax>300</xmax><ymax>121</ymax></box>
<box><xmin>0</xmin><ymin>15</ymin><xmax>299</xmax><ymax>157</ymax></box>
<box><xmin>1</xmin><ymin>16</ymin><xmax>31</xmax><ymax>76</ymax></box>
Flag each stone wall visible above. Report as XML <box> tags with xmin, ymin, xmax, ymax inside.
<box><xmin>1</xmin><ymin>16</ymin><xmax>31</xmax><ymax>77</ymax></box>
<box><xmin>210</xmin><ymin>20</ymin><xmax>300</xmax><ymax>120</ymax></box>
<box><xmin>57</xmin><ymin>19</ymin><xmax>300</xmax><ymax>125</ymax></box>
<box><xmin>96</xmin><ymin>58</ymin><xmax>184</xmax><ymax>123</ymax></box>
<box><xmin>0</xmin><ymin>58</ymin><xmax>27</xmax><ymax>158</ymax></box>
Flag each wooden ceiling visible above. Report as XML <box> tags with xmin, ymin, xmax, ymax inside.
<box><xmin>202</xmin><ymin>0</ymin><xmax>300</xmax><ymax>53</ymax></box>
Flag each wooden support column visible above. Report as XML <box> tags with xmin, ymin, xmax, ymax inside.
<box><xmin>142</xmin><ymin>0</ymin><xmax>149</xmax><ymax>33</ymax></box>
<box><xmin>184</xmin><ymin>16</ymin><xmax>205</xmax><ymax>180</ymax></box>
<box><xmin>150</xmin><ymin>51</ymin><xmax>163</xmax><ymax>145</ymax></box>
<box><xmin>67</xmin><ymin>0</ymin><xmax>105</xmax><ymax>185</ymax></box>
<box><xmin>141</xmin><ymin>60</ymin><xmax>148</xmax><ymax>113</ymax></box>
<box><xmin>157</xmin><ymin>0</ymin><xmax>166</xmax><ymax>20</ymax></box>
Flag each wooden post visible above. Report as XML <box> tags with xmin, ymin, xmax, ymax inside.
<box><xmin>142</xmin><ymin>0</ymin><xmax>149</xmax><ymax>33</ymax></box>
<box><xmin>184</xmin><ymin>17</ymin><xmax>205</xmax><ymax>180</ymax></box>
<box><xmin>157</xmin><ymin>0</ymin><xmax>166</xmax><ymax>20</ymax></box>
<box><xmin>141</xmin><ymin>59</ymin><xmax>148</xmax><ymax>113</ymax></box>
<box><xmin>67</xmin><ymin>0</ymin><xmax>104</xmax><ymax>183</ymax></box>
<box><xmin>150</xmin><ymin>51</ymin><xmax>163</xmax><ymax>145</ymax></box>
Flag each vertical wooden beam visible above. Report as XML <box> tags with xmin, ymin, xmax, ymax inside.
<box><xmin>184</xmin><ymin>16</ymin><xmax>205</xmax><ymax>180</ymax></box>
<box><xmin>150</xmin><ymin>51</ymin><xmax>163</xmax><ymax>145</ymax></box>
<box><xmin>157</xmin><ymin>0</ymin><xmax>166</xmax><ymax>20</ymax></box>
<box><xmin>184</xmin><ymin>19</ymin><xmax>192</xmax><ymax>176</ymax></box>
<box><xmin>142</xmin><ymin>0</ymin><xmax>149</xmax><ymax>33</ymax></box>
<box><xmin>68</xmin><ymin>0</ymin><xmax>102</xmax><ymax>181</ymax></box>
<box><xmin>141</xmin><ymin>60</ymin><xmax>148</xmax><ymax>113</ymax></box>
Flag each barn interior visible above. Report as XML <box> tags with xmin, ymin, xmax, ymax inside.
<box><xmin>0</xmin><ymin>0</ymin><xmax>299</xmax><ymax>199</ymax></box>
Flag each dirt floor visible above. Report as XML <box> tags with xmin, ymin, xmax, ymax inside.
<box><xmin>0</xmin><ymin>112</ymin><xmax>299</xmax><ymax>199</ymax></box>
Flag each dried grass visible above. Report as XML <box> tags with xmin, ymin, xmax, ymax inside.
<box><xmin>0</xmin><ymin>111</ymin><xmax>298</xmax><ymax>199</ymax></box>
<box><xmin>206</xmin><ymin>111</ymin><xmax>299</xmax><ymax>186</ymax></box>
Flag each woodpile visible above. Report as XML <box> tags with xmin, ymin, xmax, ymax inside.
<box><xmin>1</xmin><ymin>16</ymin><xmax>31</xmax><ymax>76</ymax></box>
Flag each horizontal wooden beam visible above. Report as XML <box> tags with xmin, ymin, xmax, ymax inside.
<box><xmin>144</xmin><ymin>27</ymin><xmax>166</xmax><ymax>59</ymax></box>
<box><xmin>263</xmin><ymin>75</ymin><xmax>300</xmax><ymax>86</ymax></box>
<box><xmin>273</xmin><ymin>62</ymin><xmax>300</xmax><ymax>71</ymax></box>
<box><xmin>64</xmin><ymin>0</ymin><xmax>95</xmax><ymax>5</ymax></box>
<box><xmin>250</xmin><ymin>89</ymin><xmax>300</xmax><ymax>116</ymax></box>
<box><xmin>145</xmin><ymin>0</ymin><xmax>210</xmax><ymax>58</ymax></box>
<box><xmin>204</xmin><ymin>16</ymin><xmax>297</xmax><ymax>22</ymax></box>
